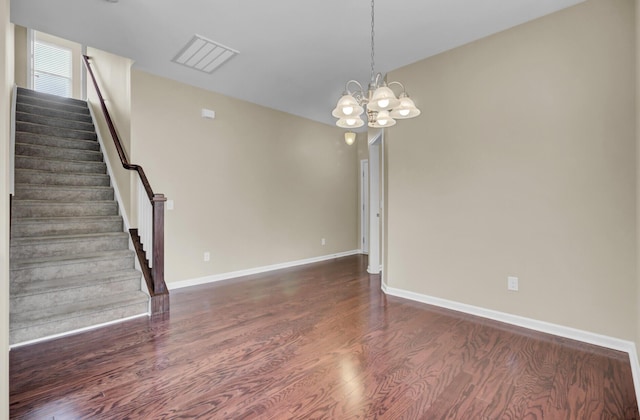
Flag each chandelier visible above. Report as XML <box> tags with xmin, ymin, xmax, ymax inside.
<box><xmin>332</xmin><ymin>0</ymin><xmax>420</xmax><ymax>130</ymax></box>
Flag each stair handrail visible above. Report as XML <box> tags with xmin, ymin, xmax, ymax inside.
<box><xmin>82</xmin><ymin>54</ymin><xmax>169</xmax><ymax>315</ymax></box>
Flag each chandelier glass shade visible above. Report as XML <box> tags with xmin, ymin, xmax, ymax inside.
<box><xmin>333</xmin><ymin>93</ymin><xmax>365</xmax><ymax>128</ymax></box>
<box><xmin>332</xmin><ymin>0</ymin><xmax>420</xmax><ymax>130</ymax></box>
<box><xmin>344</xmin><ymin>131</ymin><xmax>357</xmax><ymax>145</ymax></box>
<box><xmin>390</xmin><ymin>93</ymin><xmax>421</xmax><ymax>119</ymax></box>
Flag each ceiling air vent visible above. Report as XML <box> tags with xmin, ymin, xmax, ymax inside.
<box><xmin>172</xmin><ymin>34</ymin><xmax>239</xmax><ymax>74</ymax></box>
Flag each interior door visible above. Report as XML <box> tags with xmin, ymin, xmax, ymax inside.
<box><xmin>361</xmin><ymin>160</ymin><xmax>369</xmax><ymax>254</ymax></box>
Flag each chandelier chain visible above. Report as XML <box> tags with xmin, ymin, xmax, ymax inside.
<box><xmin>370</xmin><ymin>0</ymin><xmax>375</xmax><ymax>83</ymax></box>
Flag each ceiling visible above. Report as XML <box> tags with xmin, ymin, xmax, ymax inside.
<box><xmin>11</xmin><ymin>0</ymin><xmax>585</xmax><ymax>127</ymax></box>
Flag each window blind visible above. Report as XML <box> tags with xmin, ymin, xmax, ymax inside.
<box><xmin>33</xmin><ymin>41</ymin><xmax>72</xmax><ymax>98</ymax></box>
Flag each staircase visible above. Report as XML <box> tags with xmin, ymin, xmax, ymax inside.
<box><xmin>10</xmin><ymin>87</ymin><xmax>149</xmax><ymax>345</ymax></box>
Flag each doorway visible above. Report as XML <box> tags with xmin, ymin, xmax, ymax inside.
<box><xmin>368</xmin><ymin>131</ymin><xmax>382</xmax><ymax>274</ymax></box>
<box><xmin>360</xmin><ymin>159</ymin><xmax>369</xmax><ymax>254</ymax></box>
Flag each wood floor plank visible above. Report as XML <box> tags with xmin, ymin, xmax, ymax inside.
<box><xmin>9</xmin><ymin>255</ymin><xmax>639</xmax><ymax>419</ymax></box>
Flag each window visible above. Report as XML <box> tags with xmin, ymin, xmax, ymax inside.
<box><xmin>33</xmin><ymin>40</ymin><xmax>72</xmax><ymax>98</ymax></box>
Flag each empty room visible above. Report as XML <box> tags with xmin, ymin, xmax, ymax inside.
<box><xmin>2</xmin><ymin>0</ymin><xmax>640</xmax><ymax>418</ymax></box>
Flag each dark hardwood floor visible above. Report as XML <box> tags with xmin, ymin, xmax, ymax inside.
<box><xmin>10</xmin><ymin>255</ymin><xmax>639</xmax><ymax>419</ymax></box>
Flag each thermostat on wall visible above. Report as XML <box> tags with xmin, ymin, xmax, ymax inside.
<box><xmin>201</xmin><ymin>108</ymin><xmax>215</xmax><ymax>119</ymax></box>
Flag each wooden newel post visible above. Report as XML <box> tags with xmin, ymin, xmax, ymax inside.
<box><xmin>151</xmin><ymin>193</ymin><xmax>168</xmax><ymax>313</ymax></box>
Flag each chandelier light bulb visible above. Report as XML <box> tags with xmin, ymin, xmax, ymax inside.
<box><xmin>337</xmin><ymin>115</ymin><xmax>364</xmax><ymax>128</ymax></box>
<box><xmin>369</xmin><ymin>109</ymin><xmax>396</xmax><ymax>128</ymax></box>
<box><xmin>390</xmin><ymin>95</ymin><xmax>421</xmax><ymax>119</ymax></box>
<box><xmin>377</xmin><ymin>110</ymin><xmax>390</xmax><ymax>125</ymax></box>
<box><xmin>332</xmin><ymin>94</ymin><xmax>364</xmax><ymax>119</ymax></box>
<box><xmin>368</xmin><ymin>86</ymin><xmax>399</xmax><ymax>111</ymax></box>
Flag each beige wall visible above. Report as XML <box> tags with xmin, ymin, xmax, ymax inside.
<box><xmin>356</xmin><ymin>132</ymin><xmax>369</xmax><ymax>161</ymax></box>
<box><xmin>130</xmin><ymin>70</ymin><xmax>357</xmax><ymax>283</ymax></box>
<box><xmin>636</xmin><ymin>0</ymin><xmax>640</xmax><ymax>357</ymax></box>
<box><xmin>86</xmin><ymin>47</ymin><xmax>134</xmax><ymax>221</ymax></box>
<box><xmin>1</xmin><ymin>0</ymin><xmax>12</xmax><ymax>416</ymax></box>
<box><xmin>386</xmin><ymin>0</ymin><xmax>636</xmax><ymax>340</ymax></box>
<box><xmin>13</xmin><ymin>25</ymin><xmax>26</xmax><ymax>88</ymax></box>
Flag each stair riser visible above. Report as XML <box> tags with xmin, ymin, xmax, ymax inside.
<box><xmin>15</xmin><ymin>156</ymin><xmax>106</xmax><ymax>174</ymax></box>
<box><xmin>11</xmin><ymin>279</ymin><xmax>141</xmax><ymax>313</ymax></box>
<box><xmin>11</xmin><ymin>235</ymin><xmax>129</xmax><ymax>259</ymax></box>
<box><xmin>16</xmin><ymin>143</ymin><xmax>103</xmax><ymax>162</ymax></box>
<box><xmin>11</xmin><ymin>219</ymin><xmax>122</xmax><ymax>238</ymax></box>
<box><xmin>17</xmin><ymin>121</ymin><xmax>97</xmax><ymax>141</ymax></box>
<box><xmin>11</xmin><ymin>254</ymin><xmax>135</xmax><ymax>283</ymax></box>
<box><xmin>9</xmin><ymin>300</ymin><xmax>148</xmax><ymax>344</ymax></box>
<box><xmin>15</xmin><ymin>132</ymin><xmax>100</xmax><ymax>151</ymax></box>
<box><xmin>17</xmin><ymin>112</ymin><xmax>95</xmax><ymax>132</ymax></box>
<box><xmin>14</xmin><ymin>187</ymin><xmax>114</xmax><ymax>201</ymax></box>
<box><xmin>12</xmin><ymin>202</ymin><xmax>118</xmax><ymax>218</ymax></box>
<box><xmin>15</xmin><ymin>170</ymin><xmax>110</xmax><ymax>187</ymax></box>
<box><xmin>17</xmin><ymin>103</ymin><xmax>93</xmax><ymax>123</ymax></box>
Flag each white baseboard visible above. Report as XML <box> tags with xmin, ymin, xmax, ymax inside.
<box><xmin>168</xmin><ymin>249</ymin><xmax>362</xmax><ymax>290</ymax></box>
<box><xmin>381</xmin><ymin>283</ymin><xmax>640</xmax><ymax>407</ymax></box>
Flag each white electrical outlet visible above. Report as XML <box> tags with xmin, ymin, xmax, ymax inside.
<box><xmin>204</xmin><ymin>252</ymin><xmax>211</xmax><ymax>262</ymax></box>
<box><xmin>321</xmin><ymin>238</ymin><xmax>326</xmax><ymax>246</ymax></box>
<box><xmin>167</xmin><ymin>200</ymin><xmax>174</xmax><ymax>210</ymax></box>
<box><xmin>507</xmin><ymin>276</ymin><xmax>519</xmax><ymax>291</ymax></box>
